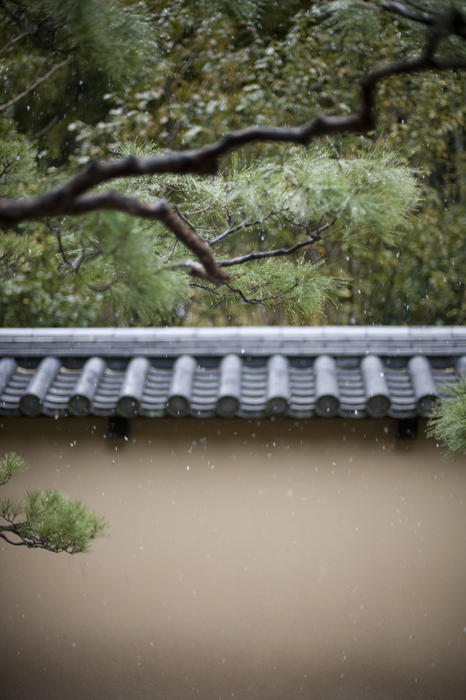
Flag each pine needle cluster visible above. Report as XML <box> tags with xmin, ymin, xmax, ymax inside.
<box><xmin>427</xmin><ymin>379</ymin><xmax>466</xmax><ymax>456</ymax></box>
<box><xmin>0</xmin><ymin>453</ymin><xmax>107</xmax><ymax>553</ymax></box>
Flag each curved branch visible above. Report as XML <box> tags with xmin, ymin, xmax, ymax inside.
<box><xmin>0</xmin><ymin>32</ymin><xmax>463</xmax><ymax>223</ymax></box>
<box><xmin>382</xmin><ymin>2</ymin><xmax>433</xmax><ymax>25</ymax></box>
<box><xmin>0</xmin><ymin>530</ymin><xmax>28</xmax><ymax>546</ymax></box>
<box><xmin>0</xmin><ymin>3</ymin><xmax>464</xmax><ymax>284</ymax></box>
<box><xmin>68</xmin><ymin>192</ymin><xmax>230</xmax><ymax>284</ymax></box>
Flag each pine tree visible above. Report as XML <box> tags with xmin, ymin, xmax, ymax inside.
<box><xmin>0</xmin><ymin>0</ymin><xmax>464</xmax><ymax>325</ymax></box>
<box><xmin>0</xmin><ymin>453</ymin><xmax>106</xmax><ymax>553</ymax></box>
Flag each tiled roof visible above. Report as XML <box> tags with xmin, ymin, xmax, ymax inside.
<box><xmin>0</xmin><ymin>327</ymin><xmax>464</xmax><ymax>420</ymax></box>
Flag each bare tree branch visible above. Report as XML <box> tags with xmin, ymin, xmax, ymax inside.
<box><xmin>186</xmin><ymin>203</ymin><xmax>216</xmax><ymax>216</ymax></box>
<box><xmin>218</xmin><ymin>220</ymin><xmax>332</xmax><ymax>268</ymax></box>
<box><xmin>0</xmin><ymin>529</ymin><xmax>29</xmax><ymax>546</ymax></box>
<box><xmin>68</xmin><ymin>191</ymin><xmax>230</xmax><ymax>284</ymax></box>
<box><xmin>382</xmin><ymin>1</ymin><xmax>434</xmax><ymax>25</ymax></box>
<box><xmin>208</xmin><ymin>208</ymin><xmax>289</xmax><ymax>246</ymax></box>
<box><xmin>0</xmin><ymin>57</ymin><xmax>70</xmax><ymax>113</ymax></box>
<box><xmin>383</xmin><ymin>2</ymin><xmax>466</xmax><ymax>38</ymax></box>
<box><xmin>51</xmin><ymin>223</ymin><xmax>74</xmax><ymax>269</ymax></box>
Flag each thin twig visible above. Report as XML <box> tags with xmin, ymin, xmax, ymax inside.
<box><xmin>0</xmin><ymin>30</ymin><xmax>29</xmax><ymax>55</ymax></box>
<box><xmin>174</xmin><ymin>205</ymin><xmax>198</xmax><ymax>233</ymax></box>
<box><xmin>52</xmin><ymin>224</ymin><xmax>74</xmax><ymax>269</ymax></box>
<box><xmin>208</xmin><ymin>207</ymin><xmax>289</xmax><ymax>246</ymax></box>
<box><xmin>0</xmin><ymin>57</ymin><xmax>70</xmax><ymax>113</ymax></box>
<box><xmin>224</xmin><ymin>279</ymin><xmax>299</xmax><ymax>306</ymax></box>
<box><xmin>35</xmin><ymin>113</ymin><xmax>59</xmax><ymax>139</ymax></box>
<box><xmin>218</xmin><ymin>220</ymin><xmax>332</xmax><ymax>268</ymax></box>
<box><xmin>72</xmin><ymin>247</ymin><xmax>103</xmax><ymax>272</ymax></box>
<box><xmin>186</xmin><ymin>203</ymin><xmax>216</xmax><ymax>216</ymax></box>
<box><xmin>190</xmin><ymin>282</ymin><xmax>222</xmax><ymax>295</ymax></box>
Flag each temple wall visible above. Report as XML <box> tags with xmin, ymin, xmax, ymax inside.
<box><xmin>1</xmin><ymin>417</ymin><xmax>465</xmax><ymax>700</ymax></box>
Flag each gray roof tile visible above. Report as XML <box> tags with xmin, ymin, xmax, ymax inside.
<box><xmin>217</xmin><ymin>354</ymin><xmax>241</xmax><ymax>418</ymax></box>
<box><xmin>0</xmin><ymin>327</ymin><xmax>464</xmax><ymax>420</ymax></box>
<box><xmin>361</xmin><ymin>355</ymin><xmax>390</xmax><ymax>418</ymax></box>
<box><xmin>20</xmin><ymin>356</ymin><xmax>60</xmax><ymax>416</ymax></box>
<box><xmin>314</xmin><ymin>355</ymin><xmax>340</xmax><ymax>417</ymax></box>
<box><xmin>266</xmin><ymin>355</ymin><xmax>290</xmax><ymax>417</ymax></box>
<box><xmin>69</xmin><ymin>357</ymin><xmax>105</xmax><ymax>416</ymax></box>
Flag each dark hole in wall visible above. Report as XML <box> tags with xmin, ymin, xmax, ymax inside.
<box><xmin>397</xmin><ymin>418</ymin><xmax>418</xmax><ymax>440</ymax></box>
<box><xmin>107</xmin><ymin>416</ymin><xmax>130</xmax><ymax>439</ymax></box>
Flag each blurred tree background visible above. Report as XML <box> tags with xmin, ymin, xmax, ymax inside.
<box><xmin>0</xmin><ymin>0</ymin><xmax>464</xmax><ymax>327</ymax></box>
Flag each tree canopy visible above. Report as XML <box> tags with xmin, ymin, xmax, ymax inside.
<box><xmin>0</xmin><ymin>0</ymin><xmax>464</xmax><ymax>326</ymax></box>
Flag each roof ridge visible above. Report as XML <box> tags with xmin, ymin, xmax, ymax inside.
<box><xmin>0</xmin><ymin>326</ymin><xmax>465</xmax><ymax>357</ymax></box>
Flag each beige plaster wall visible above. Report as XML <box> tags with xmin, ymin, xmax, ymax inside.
<box><xmin>0</xmin><ymin>417</ymin><xmax>465</xmax><ymax>700</ymax></box>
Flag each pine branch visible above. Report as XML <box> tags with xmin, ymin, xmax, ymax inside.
<box><xmin>222</xmin><ymin>279</ymin><xmax>300</xmax><ymax>306</ymax></box>
<box><xmin>218</xmin><ymin>220</ymin><xmax>332</xmax><ymax>267</ymax></box>
<box><xmin>0</xmin><ymin>524</ymin><xmax>80</xmax><ymax>552</ymax></box>
<box><xmin>0</xmin><ymin>3</ymin><xmax>464</xmax><ymax>285</ymax></box>
<box><xmin>1</xmin><ymin>454</ymin><xmax>107</xmax><ymax>554</ymax></box>
<box><xmin>60</xmin><ymin>193</ymin><xmax>229</xmax><ymax>284</ymax></box>
<box><xmin>208</xmin><ymin>208</ymin><xmax>289</xmax><ymax>246</ymax></box>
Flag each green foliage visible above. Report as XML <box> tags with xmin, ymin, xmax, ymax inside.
<box><xmin>17</xmin><ymin>489</ymin><xmax>107</xmax><ymax>554</ymax></box>
<box><xmin>0</xmin><ymin>452</ymin><xmax>107</xmax><ymax>553</ymax></box>
<box><xmin>129</xmin><ymin>147</ymin><xmax>416</xmax><ymax>322</ymax></box>
<box><xmin>0</xmin><ymin>495</ymin><xmax>24</xmax><ymax>522</ymax></box>
<box><xmin>0</xmin><ymin>232</ymin><xmax>106</xmax><ymax>326</ymax></box>
<box><xmin>0</xmin><ymin>0</ymin><xmax>464</xmax><ymax>326</ymax></box>
<box><xmin>0</xmin><ymin>0</ymin><xmax>158</xmax><ymax>161</ymax></box>
<box><xmin>251</xmin><ymin>149</ymin><xmax>417</xmax><ymax>242</ymax></box>
<box><xmin>330</xmin><ymin>193</ymin><xmax>466</xmax><ymax>325</ymax></box>
<box><xmin>428</xmin><ymin>379</ymin><xmax>466</xmax><ymax>456</ymax></box>
<box><xmin>0</xmin><ymin>123</ymin><xmax>39</xmax><ymax>198</ymax></box>
<box><xmin>0</xmin><ymin>138</ymin><xmax>417</xmax><ymax>325</ymax></box>
<box><xmin>0</xmin><ymin>452</ymin><xmax>26</xmax><ymax>486</ymax></box>
<box><xmin>218</xmin><ymin>259</ymin><xmax>343</xmax><ymax>324</ymax></box>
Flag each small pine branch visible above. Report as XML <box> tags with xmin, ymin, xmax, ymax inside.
<box><xmin>0</xmin><ymin>453</ymin><xmax>107</xmax><ymax>553</ymax></box>
<box><xmin>19</xmin><ymin>489</ymin><xmax>107</xmax><ymax>553</ymax></box>
<box><xmin>0</xmin><ymin>452</ymin><xmax>26</xmax><ymax>486</ymax></box>
<box><xmin>427</xmin><ymin>378</ymin><xmax>466</xmax><ymax>456</ymax></box>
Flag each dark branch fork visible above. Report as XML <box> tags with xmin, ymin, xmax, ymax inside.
<box><xmin>218</xmin><ymin>219</ymin><xmax>333</xmax><ymax>268</ymax></box>
<box><xmin>208</xmin><ymin>207</ymin><xmax>290</xmax><ymax>246</ymax></box>
<box><xmin>0</xmin><ymin>2</ymin><xmax>464</xmax><ymax>284</ymax></box>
